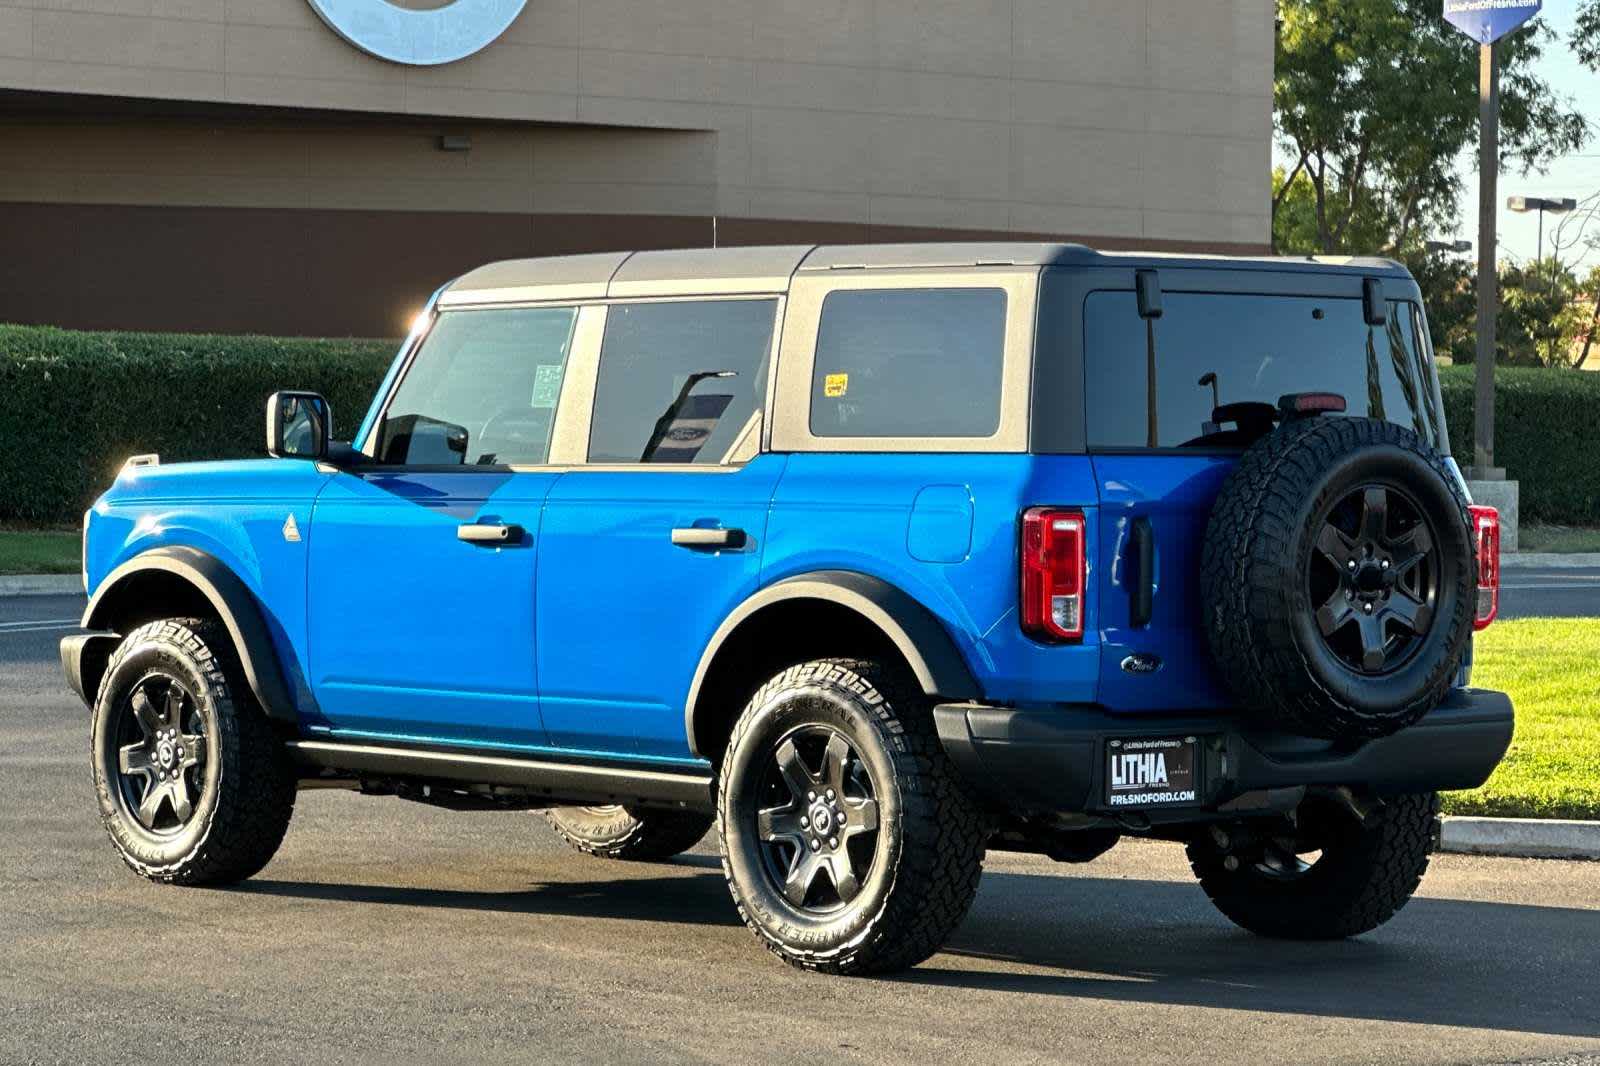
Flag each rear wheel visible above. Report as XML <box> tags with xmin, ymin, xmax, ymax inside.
<box><xmin>718</xmin><ymin>658</ymin><xmax>987</xmax><ymax>974</ymax></box>
<box><xmin>1186</xmin><ymin>792</ymin><xmax>1439</xmax><ymax>939</ymax></box>
<box><xmin>543</xmin><ymin>805</ymin><xmax>712</xmax><ymax>861</ymax></box>
<box><xmin>90</xmin><ymin>618</ymin><xmax>296</xmax><ymax>885</ymax></box>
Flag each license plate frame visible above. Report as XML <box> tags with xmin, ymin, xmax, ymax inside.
<box><xmin>1103</xmin><ymin>735</ymin><xmax>1201</xmax><ymax>809</ymax></box>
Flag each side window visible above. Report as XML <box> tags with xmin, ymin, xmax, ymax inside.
<box><xmin>1082</xmin><ymin>291</ymin><xmax>1440</xmax><ymax>449</ymax></box>
<box><xmin>810</xmin><ymin>288</ymin><xmax>1006</xmax><ymax>438</ymax></box>
<box><xmin>377</xmin><ymin>306</ymin><xmax>578</xmax><ymax>466</ymax></box>
<box><xmin>587</xmin><ymin>299</ymin><xmax>777</xmax><ymax>464</ymax></box>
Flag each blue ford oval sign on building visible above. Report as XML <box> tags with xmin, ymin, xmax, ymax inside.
<box><xmin>1443</xmin><ymin>0</ymin><xmax>1542</xmax><ymax>44</ymax></box>
<box><xmin>307</xmin><ymin>0</ymin><xmax>528</xmax><ymax>66</ymax></box>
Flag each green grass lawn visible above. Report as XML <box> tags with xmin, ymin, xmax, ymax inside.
<box><xmin>1443</xmin><ymin>618</ymin><xmax>1600</xmax><ymax>821</ymax></box>
<box><xmin>1518</xmin><ymin>523</ymin><xmax>1600</xmax><ymax>553</ymax></box>
<box><xmin>0</xmin><ymin>528</ymin><xmax>79</xmax><ymax>575</ymax></box>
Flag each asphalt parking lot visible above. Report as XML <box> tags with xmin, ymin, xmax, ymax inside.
<box><xmin>1500</xmin><ymin>566</ymin><xmax>1600</xmax><ymax>619</ymax></box>
<box><xmin>2</xmin><ymin>595</ymin><xmax>1597</xmax><ymax>1065</ymax></box>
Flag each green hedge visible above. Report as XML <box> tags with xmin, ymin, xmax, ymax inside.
<box><xmin>1439</xmin><ymin>366</ymin><xmax>1600</xmax><ymax>526</ymax></box>
<box><xmin>3</xmin><ymin>324</ymin><xmax>1595</xmax><ymax>528</ymax></box>
<box><xmin>0</xmin><ymin>325</ymin><xmax>397</xmax><ymax>525</ymax></box>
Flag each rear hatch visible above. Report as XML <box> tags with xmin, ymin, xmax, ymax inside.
<box><xmin>1063</xmin><ymin>266</ymin><xmax>1448</xmax><ymax>714</ymax></box>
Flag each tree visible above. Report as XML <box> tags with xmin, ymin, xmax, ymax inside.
<box><xmin>1576</xmin><ymin>0</ymin><xmax>1600</xmax><ymax>71</ymax></box>
<box><xmin>1274</xmin><ymin>0</ymin><xmax>1589</xmax><ymax>256</ymax></box>
<box><xmin>1495</xmin><ymin>260</ymin><xmax>1600</xmax><ymax>368</ymax></box>
<box><xmin>1572</xmin><ymin>265</ymin><xmax>1600</xmax><ymax>368</ymax></box>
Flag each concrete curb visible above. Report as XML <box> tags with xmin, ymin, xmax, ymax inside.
<box><xmin>1440</xmin><ymin>816</ymin><xmax>1600</xmax><ymax>861</ymax></box>
<box><xmin>1501</xmin><ymin>552</ymin><xmax>1600</xmax><ymax>569</ymax></box>
<box><xmin>0</xmin><ymin>575</ymin><xmax>82</xmax><ymax>597</ymax></box>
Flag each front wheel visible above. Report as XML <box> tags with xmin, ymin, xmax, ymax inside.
<box><xmin>90</xmin><ymin>618</ymin><xmax>296</xmax><ymax>885</ymax></box>
<box><xmin>717</xmin><ymin>658</ymin><xmax>987</xmax><ymax>974</ymax></box>
<box><xmin>1186</xmin><ymin>792</ymin><xmax>1439</xmax><ymax>939</ymax></box>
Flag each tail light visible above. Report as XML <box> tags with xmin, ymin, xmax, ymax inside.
<box><xmin>1468</xmin><ymin>505</ymin><xmax>1500</xmax><ymax>630</ymax></box>
<box><xmin>1021</xmin><ymin>508</ymin><xmax>1086</xmax><ymax>642</ymax></box>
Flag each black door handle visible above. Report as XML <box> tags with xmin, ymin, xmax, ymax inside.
<box><xmin>671</xmin><ymin>527</ymin><xmax>747</xmax><ymax>550</ymax></box>
<box><xmin>1129</xmin><ymin>517</ymin><xmax>1154</xmax><ymax>627</ymax></box>
<box><xmin>457</xmin><ymin>522</ymin><xmax>525</xmax><ymax>545</ymax></box>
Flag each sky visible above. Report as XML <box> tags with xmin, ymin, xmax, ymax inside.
<box><xmin>1445</xmin><ymin>0</ymin><xmax>1600</xmax><ymax>271</ymax></box>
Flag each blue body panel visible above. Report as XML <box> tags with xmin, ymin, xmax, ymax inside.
<box><xmin>85</xmin><ymin>460</ymin><xmax>334</xmax><ymax>717</ymax></box>
<box><xmin>306</xmin><ymin>470</ymin><xmax>557</xmax><ymax>748</ymax></box>
<box><xmin>535</xmin><ymin>454</ymin><xmax>787</xmax><ymax>762</ymax></box>
<box><xmin>763</xmin><ymin>454</ymin><xmax>1103</xmax><ymax>708</ymax></box>
<box><xmin>1090</xmin><ymin>454</ymin><xmax>1238</xmax><ymax>712</ymax></box>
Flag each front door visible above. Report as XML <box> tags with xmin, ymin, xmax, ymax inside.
<box><xmin>535</xmin><ymin>297</ymin><xmax>784</xmax><ymax>760</ymax></box>
<box><xmin>306</xmin><ymin>304</ymin><xmax>583</xmax><ymax>748</ymax></box>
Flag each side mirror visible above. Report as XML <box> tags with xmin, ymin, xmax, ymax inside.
<box><xmin>266</xmin><ymin>391</ymin><xmax>330</xmax><ymax>460</ymax></box>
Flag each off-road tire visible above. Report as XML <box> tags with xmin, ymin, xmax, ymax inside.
<box><xmin>1202</xmin><ymin>416</ymin><xmax>1475</xmax><ymax>740</ymax></box>
<box><xmin>544</xmin><ymin>805</ymin><xmax>712</xmax><ymax>861</ymax></box>
<box><xmin>717</xmin><ymin>658</ymin><xmax>987</xmax><ymax>975</ymax></box>
<box><xmin>1187</xmin><ymin>792</ymin><xmax>1440</xmax><ymax>939</ymax></box>
<box><xmin>90</xmin><ymin>617</ymin><xmax>296</xmax><ymax>885</ymax></box>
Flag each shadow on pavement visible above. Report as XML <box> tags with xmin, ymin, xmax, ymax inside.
<box><xmin>237</xmin><ymin>854</ymin><xmax>742</xmax><ymax>928</ymax></box>
<box><xmin>919</xmin><ymin>872</ymin><xmax>1600</xmax><ymax>1040</ymax></box>
<box><xmin>237</xmin><ymin>863</ymin><xmax>1598</xmax><ymax>1039</ymax></box>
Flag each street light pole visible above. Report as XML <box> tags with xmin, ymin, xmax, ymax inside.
<box><xmin>1473</xmin><ymin>41</ymin><xmax>1498</xmax><ymax>477</ymax></box>
<box><xmin>1506</xmin><ymin>196</ymin><xmax>1578</xmax><ymax>283</ymax></box>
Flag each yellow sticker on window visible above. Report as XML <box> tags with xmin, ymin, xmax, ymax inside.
<box><xmin>823</xmin><ymin>373</ymin><xmax>849</xmax><ymax>398</ymax></box>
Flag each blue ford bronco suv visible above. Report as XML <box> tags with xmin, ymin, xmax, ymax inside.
<box><xmin>63</xmin><ymin>243</ymin><xmax>1511</xmax><ymax>975</ymax></box>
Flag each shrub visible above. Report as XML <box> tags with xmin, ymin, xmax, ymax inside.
<box><xmin>0</xmin><ymin>325</ymin><xmax>396</xmax><ymax>525</ymax></box>
<box><xmin>1439</xmin><ymin>365</ymin><xmax>1600</xmax><ymax>525</ymax></box>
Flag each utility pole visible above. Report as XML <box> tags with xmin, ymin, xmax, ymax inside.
<box><xmin>1473</xmin><ymin>41</ymin><xmax>1499</xmax><ymax>476</ymax></box>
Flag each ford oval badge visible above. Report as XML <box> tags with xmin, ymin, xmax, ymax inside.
<box><xmin>1120</xmin><ymin>653</ymin><xmax>1163</xmax><ymax>675</ymax></box>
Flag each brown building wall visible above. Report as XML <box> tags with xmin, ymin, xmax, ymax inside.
<box><xmin>0</xmin><ymin>0</ymin><xmax>1275</xmax><ymax>334</ymax></box>
<box><xmin>0</xmin><ymin>199</ymin><xmax>1268</xmax><ymax>337</ymax></box>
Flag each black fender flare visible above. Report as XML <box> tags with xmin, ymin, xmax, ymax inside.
<box><xmin>81</xmin><ymin>546</ymin><xmax>296</xmax><ymax>723</ymax></box>
<box><xmin>684</xmin><ymin>570</ymin><xmax>980</xmax><ymax>756</ymax></box>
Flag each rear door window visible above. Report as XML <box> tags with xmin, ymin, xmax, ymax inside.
<box><xmin>377</xmin><ymin>306</ymin><xmax>578</xmax><ymax>466</ymax></box>
<box><xmin>809</xmin><ymin>288</ymin><xmax>1007</xmax><ymax>438</ymax></box>
<box><xmin>1083</xmin><ymin>291</ymin><xmax>1441</xmax><ymax>449</ymax></box>
<box><xmin>587</xmin><ymin>299</ymin><xmax>777</xmax><ymax>464</ymax></box>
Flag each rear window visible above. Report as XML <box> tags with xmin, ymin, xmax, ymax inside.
<box><xmin>810</xmin><ymin>288</ymin><xmax>1006</xmax><ymax>438</ymax></box>
<box><xmin>587</xmin><ymin>299</ymin><xmax>777</xmax><ymax>464</ymax></box>
<box><xmin>1083</xmin><ymin>291</ymin><xmax>1441</xmax><ymax>449</ymax></box>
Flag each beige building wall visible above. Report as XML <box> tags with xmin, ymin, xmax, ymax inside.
<box><xmin>0</xmin><ymin>0</ymin><xmax>1273</xmax><ymax>333</ymax></box>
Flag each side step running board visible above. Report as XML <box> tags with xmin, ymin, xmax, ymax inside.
<box><xmin>286</xmin><ymin>740</ymin><xmax>715</xmax><ymax>813</ymax></box>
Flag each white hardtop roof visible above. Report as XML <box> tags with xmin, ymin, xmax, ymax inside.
<box><xmin>436</xmin><ymin>243</ymin><xmax>1407</xmax><ymax>307</ymax></box>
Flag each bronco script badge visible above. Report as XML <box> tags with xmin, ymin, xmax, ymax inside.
<box><xmin>306</xmin><ymin>0</ymin><xmax>529</xmax><ymax>66</ymax></box>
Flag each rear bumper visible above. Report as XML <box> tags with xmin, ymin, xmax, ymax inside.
<box><xmin>934</xmin><ymin>687</ymin><xmax>1513</xmax><ymax>819</ymax></box>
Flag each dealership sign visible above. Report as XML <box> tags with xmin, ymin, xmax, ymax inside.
<box><xmin>1442</xmin><ymin>0</ymin><xmax>1541</xmax><ymax>44</ymax></box>
<box><xmin>307</xmin><ymin>0</ymin><xmax>528</xmax><ymax>65</ymax></box>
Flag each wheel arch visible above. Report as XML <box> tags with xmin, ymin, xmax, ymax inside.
<box><xmin>81</xmin><ymin>546</ymin><xmax>297</xmax><ymax>723</ymax></box>
<box><xmin>684</xmin><ymin>570</ymin><xmax>980</xmax><ymax>761</ymax></box>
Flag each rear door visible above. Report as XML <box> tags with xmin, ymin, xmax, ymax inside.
<box><xmin>535</xmin><ymin>297</ymin><xmax>784</xmax><ymax>760</ymax></box>
<box><xmin>1077</xmin><ymin>272</ymin><xmax>1445</xmax><ymax>713</ymax></box>
<box><xmin>306</xmin><ymin>304</ymin><xmax>593</xmax><ymax>748</ymax></box>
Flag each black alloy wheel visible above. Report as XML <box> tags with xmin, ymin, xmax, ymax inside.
<box><xmin>110</xmin><ymin>673</ymin><xmax>211</xmax><ymax>836</ymax></box>
<box><xmin>754</xmin><ymin>725</ymin><xmax>880</xmax><ymax>911</ymax></box>
<box><xmin>91</xmin><ymin>617</ymin><xmax>296</xmax><ymax>885</ymax></box>
<box><xmin>718</xmin><ymin>658</ymin><xmax>987</xmax><ymax>974</ymax></box>
<box><xmin>1200</xmin><ymin>416</ymin><xmax>1474</xmax><ymax>740</ymax></box>
<box><xmin>1186</xmin><ymin>792</ymin><xmax>1440</xmax><ymax>939</ymax></box>
<box><xmin>1310</xmin><ymin>483</ymin><xmax>1440</xmax><ymax>675</ymax></box>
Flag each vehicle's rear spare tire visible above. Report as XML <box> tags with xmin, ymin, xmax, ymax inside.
<box><xmin>1201</xmin><ymin>416</ymin><xmax>1475</xmax><ymax>740</ymax></box>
